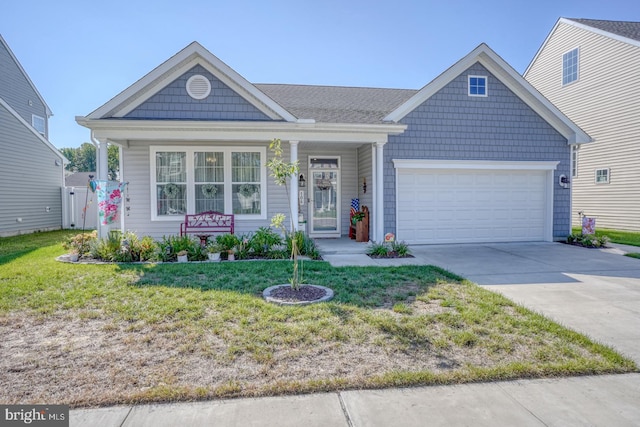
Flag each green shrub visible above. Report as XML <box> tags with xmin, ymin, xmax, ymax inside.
<box><xmin>391</xmin><ymin>241</ymin><xmax>411</xmax><ymax>257</ymax></box>
<box><xmin>367</xmin><ymin>242</ymin><xmax>390</xmax><ymax>257</ymax></box>
<box><xmin>249</xmin><ymin>227</ymin><xmax>283</xmax><ymax>256</ymax></box>
<box><xmin>216</xmin><ymin>233</ymin><xmax>241</xmax><ymax>252</ymax></box>
<box><xmin>566</xmin><ymin>233</ymin><xmax>610</xmax><ymax>248</ymax></box>
<box><xmin>62</xmin><ymin>231</ymin><xmax>97</xmax><ymax>256</ymax></box>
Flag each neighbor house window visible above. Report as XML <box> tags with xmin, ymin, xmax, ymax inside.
<box><xmin>562</xmin><ymin>48</ymin><xmax>579</xmax><ymax>86</ymax></box>
<box><xmin>468</xmin><ymin>76</ymin><xmax>487</xmax><ymax>96</ymax></box>
<box><xmin>572</xmin><ymin>146</ymin><xmax>579</xmax><ymax>177</ymax></box>
<box><xmin>151</xmin><ymin>146</ymin><xmax>266</xmax><ymax>220</ymax></box>
<box><xmin>595</xmin><ymin>168</ymin><xmax>609</xmax><ymax>184</ymax></box>
<box><xmin>32</xmin><ymin>114</ymin><xmax>45</xmax><ymax>135</ymax></box>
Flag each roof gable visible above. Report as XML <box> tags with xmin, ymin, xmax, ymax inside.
<box><xmin>0</xmin><ymin>34</ymin><xmax>52</xmax><ymax>117</ymax></box>
<box><xmin>0</xmin><ymin>96</ymin><xmax>66</xmax><ymax>162</ymax></box>
<box><xmin>85</xmin><ymin>42</ymin><xmax>297</xmax><ymax>122</ymax></box>
<box><xmin>385</xmin><ymin>43</ymin><xmax>591</xmax><ymax>144</ymax></box>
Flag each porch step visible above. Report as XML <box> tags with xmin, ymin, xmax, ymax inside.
<box><xmin>314</xmin><ymin>237</ymin><xmax>371</xmax><ymax>255</ymax></box>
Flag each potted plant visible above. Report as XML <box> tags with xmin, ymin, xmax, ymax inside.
<box><xmin>227</xmin><ymin>248</ymin><xmax>236</xmax><ymax>261</ymax></box>
<box><xmin>68</xmin><ymin>249</ymin><xmax>79</xmax><ymax>262</ymax></box>
<box><xmin>206</xmin><ymin>242</ymin><xmax>221</xmax><ymax>262</ymax></box>
<box><xmin>177</xmin><ymin>250</ymin><xmax>189</xmax><ymax>263</ymax></box>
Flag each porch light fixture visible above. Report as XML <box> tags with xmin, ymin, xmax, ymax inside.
<box><xmin>363</xmin><ymin>177</ymin><xmax>367</xmax><ymax>194</ymax></box>
<box><xmin>298</xmin><ymin>174</ymin><xmax>306</xmax><ymax>188</ymax></box>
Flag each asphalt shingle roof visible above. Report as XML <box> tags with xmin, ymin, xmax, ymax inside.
<box><xmin>568</xmin><ymin>18</ymin><xmax>640</xmax><ymax>42</ymax></box>
<box><xmin>255</xmin><ymin>84</ymin><xmax>418</xmax><ymax>124</ymax></box>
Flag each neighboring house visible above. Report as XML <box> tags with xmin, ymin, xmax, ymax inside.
<box><xmin>76</xmin><ymin>42</ymin><xmax>589</xmax><ymax>244</ymax></box>
<box><xmin>525</xmin><ymin>18</ymin><xmax>640</xmax><ymax>231</ymax></box>
<box><xmin>0</xmin><ymin>35</ymin><xmax>66</xmax><ymax>237</ymax></box>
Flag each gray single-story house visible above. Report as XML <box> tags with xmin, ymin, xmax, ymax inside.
<box><xmin>76</xmin><ymin>42</ymin><xmax>590</xmax><ymax>244</ymax></box>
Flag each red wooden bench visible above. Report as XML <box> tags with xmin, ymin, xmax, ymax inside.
<box><xmin>179</xmin><ymin>211</ymin><xmax>234</xmax><ymax>245</ymax></box>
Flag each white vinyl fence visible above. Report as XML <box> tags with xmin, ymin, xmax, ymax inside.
<box><xmin>62</xmin><ymin>186</ymin><xmax>98</xmax><ymax>230</ymax></box>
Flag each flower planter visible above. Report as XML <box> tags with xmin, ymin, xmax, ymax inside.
<box><xmin>177</xmin><ymin>255</ymin><xmax>189</xmax><ymax>263</ymax></box>
<box><xmin>208</xmin><ymin>252</ymin><xmax>221</xmax><ymax>262</ymax></box>
<box><xmin>69</xmin><ymin>253</ymin><xmax>79</xmax><ymax>262</ymax></box>
<box><xmin>227</xmin><ymin>253</ymin><xmax>235</xmax><ymax>261</ymax></box>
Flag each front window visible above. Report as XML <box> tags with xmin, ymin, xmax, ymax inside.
<box><xmin>562</xmin><ymin>48</ymin><xmax>579</xmax><ymax>86</ymax></box>
<box><xmin>151</xmin><ymin>146</ymin><xmax>266</xmax><ymax>220</ymax></box>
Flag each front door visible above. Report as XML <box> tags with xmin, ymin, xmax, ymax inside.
<box><xmin>309</xmin><ymin>157</ymin><xmax>340</xmax><ymax>237</ymax></box>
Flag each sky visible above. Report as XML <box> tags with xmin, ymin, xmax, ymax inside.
<box><xmin>2</xmin><ymin>0</ymin><xmax>639</xmax><ymax>149</ymax></box>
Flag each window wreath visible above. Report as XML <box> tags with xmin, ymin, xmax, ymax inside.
<box><xmin>238</xmin><ymin>183</ymin><xmax>257</xmax><ymax>198</ymax></box>
<box><xmin>163</xmin><ymin>183</ymin><xmax>179</xmax><ymax>199</ymax></box>
<box><xmin>201</xmin><ymin>183</ymin><xmax>218</xmax><ymax>199</ymax></box>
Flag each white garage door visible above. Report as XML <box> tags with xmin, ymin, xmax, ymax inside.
<box><xmin>397</xmin><ymin>167</ymin><xmax>551</xmax><ymax>244</ymax></box>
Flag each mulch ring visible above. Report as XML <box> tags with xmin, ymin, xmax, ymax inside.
<box><xmin>262</xmin><ymin>284</ymin><xmax>334</xmax><ymax>305</ymax></box>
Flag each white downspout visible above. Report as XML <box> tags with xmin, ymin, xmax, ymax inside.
<box><xmin>375</xmin><ymin>141</ymin><xmax>385</xmax><ymax>242</ymax></box>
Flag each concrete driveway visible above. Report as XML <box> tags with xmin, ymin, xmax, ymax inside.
<box><xmin>413</xmin><ymin>242</ymin><xmax>640</xmax><ymax>364</ymax></box>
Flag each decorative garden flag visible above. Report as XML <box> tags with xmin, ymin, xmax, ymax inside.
<box><xmin>95</xmin><ymin>181</ymin><xmax>127</xmax><ymax>225</ymax></box>
<box><xmin>582</xmin><ymin>216</ymin><xmax>596</xmax><ymax>235</ymax></box>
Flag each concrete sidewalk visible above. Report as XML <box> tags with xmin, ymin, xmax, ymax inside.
<box><xmin>71</xmin><ymin>241</ymin><xmax>640</xmax><ymax>426</ymax></box>
<box><xmin>71</xmin><ymin>374</ymin><xmax>640</xmax><ymax>426</ymax></box>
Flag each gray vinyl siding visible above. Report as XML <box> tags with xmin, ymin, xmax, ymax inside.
<box><xmin>0</xmin><ymin>103</ymin><xmax>63</xmax><ymax>236</ymax></box>
<box><xmin>122</xmin><ymin>141</ymin><xmax>301</xmax><ymax>239</ymax></box>
<box><xmin>121</xmin><ymin>140</ymin><xmax>358</xmax><ymax>239</ymax></box>
<box><xmin>0</xmin><ymin>39</ymin><xmax>48</xmax><ymax>137</ymax></box>
<box><xmin>357</xmin><ymin>144</ymin><xmax>373</xmax><ymax>211</ymax></box>
<box><xmin>124</xmin><ymin>65</ymin><xmax>273</xmax><ymax>121</ymax></box>
<box><xmin>385</xmin><ymin>62</ymin><xmax>570</xmax><ymax>239</ymax></box>
<box><xmin>525</xmin><ymin>22</ymin><xmax>640</xmax><ymax>231</ymax></box>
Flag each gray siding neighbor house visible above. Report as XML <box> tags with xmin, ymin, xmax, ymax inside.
<box><xmin>525</xmin><ymin>18</ymin><xmax>640</xmax><ymax>231</ymax></box>
<box><xmin>76</xmin><ymin>42</ymin><xmax>590</xmax><ymax>244</ymax></box>
<box><xmin>0</xmin><ymin>35</ymin><xmax>66</xmax><ymax>237</ymax></box>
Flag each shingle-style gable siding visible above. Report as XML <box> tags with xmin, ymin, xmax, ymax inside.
<box><xmin>125</xmin><ymin>65</ymin><xmax>273</xmax><ymax>121</ymax></box>
<box><xmin>385</xmin><ymin>63</ymin><xmax>570</xmax><ymax>238</ymax></box>
<box><xmin>0</xmin><ymin>103</ymin><xmax>62</xmax><ymax>236</ymax></box>
<box><xmin>0</xmin><ymin>39</ymin><xmax>48</xmax><ymax>135</ymax></box>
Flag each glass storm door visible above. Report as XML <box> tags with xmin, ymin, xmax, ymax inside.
<box><xmin>309</xmin><ymin>157</ymin><xmax>340</xmax><ymax>237</ymax></box>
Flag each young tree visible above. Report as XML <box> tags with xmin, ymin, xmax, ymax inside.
<box><xmin>266</xmin><ymin>138</ymin><xmax>302</xmax><ymax>290</ymax></box>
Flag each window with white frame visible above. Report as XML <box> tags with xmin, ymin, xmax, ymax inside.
<box><xmin>151</xmin><ymin>146</ymin><xmax>266</xmax><ymax>220</ymax></box>
<box><xmin>32</xmin><ymin>114</ymin><xmax>45</xmax><ymax>135</ymax></box>
<box><xmin>595</xmin><ymin>168</ymin><xmax>609</xmax><ymax>184</ymax></box>
<box><xmin>468</xmin><ymin>76</ymin><xmax>487</xmax><ymax>97</ymax></box>
<box><xmin>572</xmin><ymin>146</ymin><xmax>579</xmax><ymax>177</ymax></box>
<box><xmin>562</xmin><ymin>48</ymin><xmax>579</xmax><ymax>86</ymax></box>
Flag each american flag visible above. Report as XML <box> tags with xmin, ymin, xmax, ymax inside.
<box><xmin>350</xmin><ymin>198</ymin><xmax>359</xmax><ymax>216</ymax></box>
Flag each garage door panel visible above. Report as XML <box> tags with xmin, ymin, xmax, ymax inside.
<box><xmin>397</xmin><ymin>168</ymin><xmax>549</xmax><ymax>244</ymax></box>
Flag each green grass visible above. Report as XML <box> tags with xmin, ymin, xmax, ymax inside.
<box><xmin>572</xmin><ymin>227</ymin><xmax>640</xmax><ymax>247</ymax></box>
<box><xmin>0</xmin><ymin>230</ymin><xmax>636</xmax><ymax>407</ymax></box>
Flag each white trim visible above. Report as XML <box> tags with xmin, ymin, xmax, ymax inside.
<box><xmin>0</xmin><ymin>97</ymin><xmax>66</xmax><ymax>162</ymax></box>
<box><xmin>0</xmin><ymin>35</ymin><xmax>53</xmax><ymax>117</ymax></box>
<box><xmin>375</xmin><ymin>142</ymin><xmax>385</xmax><ymax>243</ymax></box>
<box><xmin>149</xmin><ymin>145</ymin><xmax>267</xmax><ymax>221</ymax></box>
<box><xmin>86</xmin><ymin>42</ymin><xmax>298</xmax><ymax>122</ymax></box>
<box><xmin>384</xmin><ymin>43</ymin><xmax>592</xmax><ymax>145</ymax></box>
<box><xmin>76</xmin><ymin>117</ymin><xmax>406</xmax><ymax>145</ymax></box>
<box><xmin>468</xmin><ymin>75</ymin><xmax>488</xmax><ymax>97</ymax></box>
<box><xmin>392</xmin><ymin>159</ymin><xmax>560</xmax><ymax>171</ymax></box>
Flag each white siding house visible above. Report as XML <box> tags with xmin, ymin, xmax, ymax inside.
<box><xmin>525</xmin><ymin>18</ymin><xmax>640</xmax><ymax>231</ymax></box>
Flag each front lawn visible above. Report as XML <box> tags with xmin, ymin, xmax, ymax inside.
<box><xmin>0</xmin><ymin>231</ymin><xmax>636</xmax><ymax>407</ymax></box>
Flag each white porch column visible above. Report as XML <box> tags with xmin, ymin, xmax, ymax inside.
<box><xmin>96</xmin><ymin>139</ymin><xmax>110</xmax><ymax>239</ymax></box>
<box><xmin>375</xmin><ymin>141</ymin><xmax>386</xmax><ymax>242</ymax></box>
<box><xmin>290</xmin><ymin>141</ymin><xmax>299</xmax><ymax>231</ymax></box>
